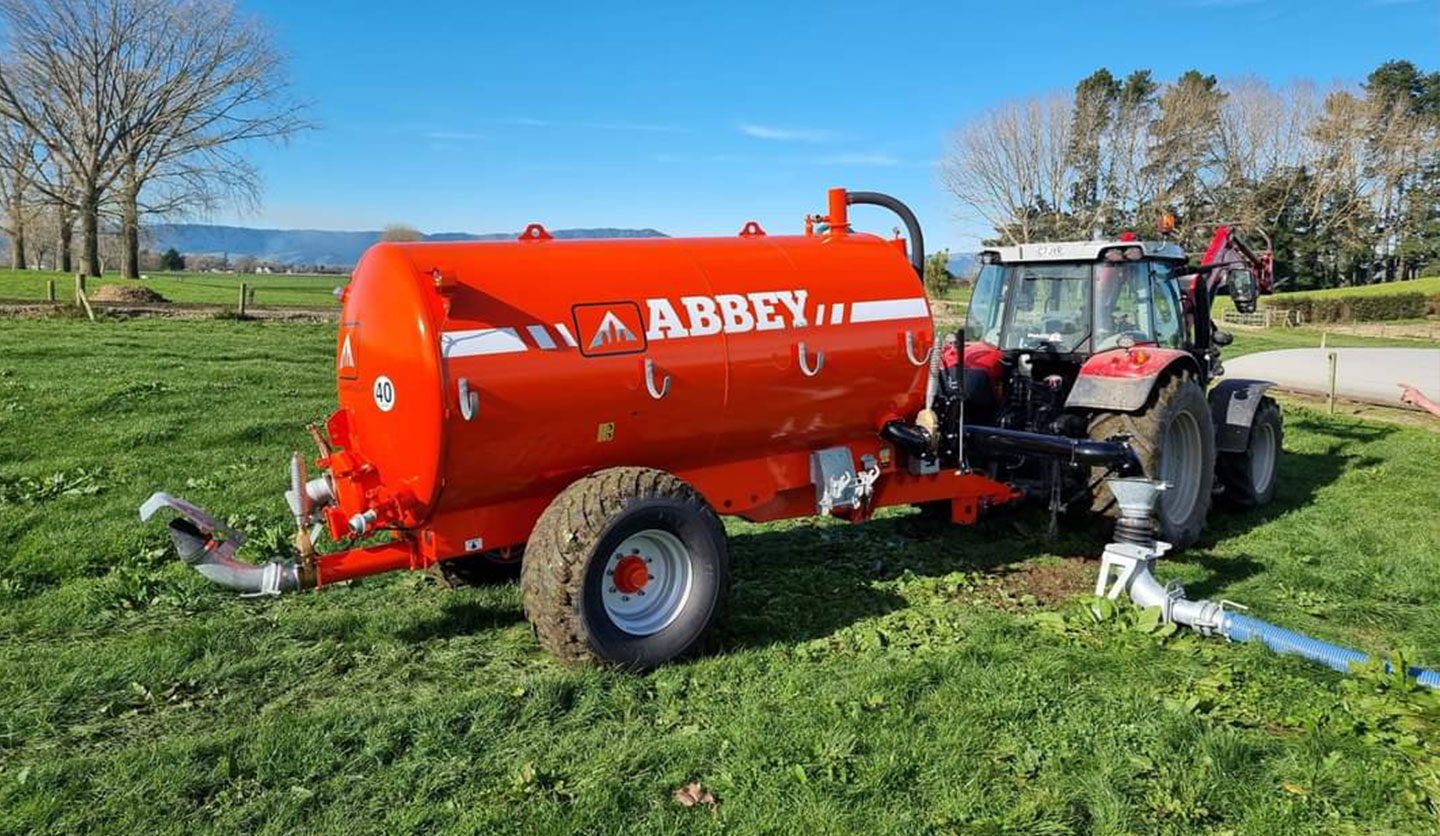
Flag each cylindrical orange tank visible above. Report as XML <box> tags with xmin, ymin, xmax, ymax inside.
<box><xmin>323</xmin><ymin>193</ymin><xmax>935</xmax><ymax>556</ymax></box>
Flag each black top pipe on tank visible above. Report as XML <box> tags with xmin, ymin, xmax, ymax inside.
<box><xmin>846</xmin><ymin>191</ymin><xmax>925</xmax><ymax>279</ymax></box>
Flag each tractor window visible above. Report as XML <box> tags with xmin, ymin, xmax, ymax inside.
<box><xmin>1150</xmin><ymin>263</ymin><xmax>1183</xmax><ymax>348</ymax></box>
<box><xmin>965</xmin><ymin>263</ymin><xmax>1006</xmax><ymax>346</ymax></box>
<box><xmin>1094</xmin><ymin>262</ymin><xmax>1154</xmax><ymax>351</ymax></box>
<box><xmin>999</xmin><ymin>263</ymin><xmax>1090</xmax><ymax>352</ymax></box>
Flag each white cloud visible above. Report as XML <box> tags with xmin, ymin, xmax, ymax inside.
<box><xmin>738</xmin><ymin>122</ymin><xmax>844</xmax><ymax>142</ymax></box>
<box><xmin>808</xmin><ymin>152</ymin><xmax>901</xmax><ymax>167</ymax></box>
<box><xmin>495</xmin><ymin>116</ymin><xmax>687</xmax><ymax>133</ymax></box>
<box><xmin>422</xmin><ymin>130</ymin><xmax>485</xmax><ymax>141</ymax></box>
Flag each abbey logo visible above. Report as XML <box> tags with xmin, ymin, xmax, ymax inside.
<box><xmin>439</xmin><ymin>291</ymin><xmax>929</xmax><ymax>361</ymax></box>
<box><xmin>573</xmin><ymin>302</ymin><xmax>647</xmax><ymax>357</ymax></box>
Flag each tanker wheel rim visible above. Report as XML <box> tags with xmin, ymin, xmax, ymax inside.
<box><xmin>600</xmin><ymin>529</ymin><xmax>694</xmax><ymax>637</ymax></box>
<box><xmin>1158</xmin><ymin>410</ymin><xmax>1202</xmax><ymax>526</ymax></box>
<box><xmin>1251</xmin><ymin>420</ymin><xmax>1277</xmax><ymax>495</ymax></box>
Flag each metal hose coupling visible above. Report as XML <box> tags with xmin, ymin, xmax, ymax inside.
<box><xmin>1094</xmin><ymin>478</ymin><xmax>1227</xmax><ymax>636</ymax></box>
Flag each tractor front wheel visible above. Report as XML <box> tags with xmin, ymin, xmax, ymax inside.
<box><xmin>1218</xmin><ymin>396</ymin><xmax>1282</xmax><ymax>508</ymax></box>
<box><xmin>1089</xmin><ymin>373</ymin><xmax>1216</xmax><ymax>549</ymax></box>
<box><xmin>521</xmin><ymin>467</ymin><xmax>729</xmax><ymax>669</ymax></box>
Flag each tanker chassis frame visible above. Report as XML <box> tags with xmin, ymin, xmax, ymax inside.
<box><xmin>143</xmin><ymin>189</ymin><xmax>1172</xmax><ymax>669</ymax></box>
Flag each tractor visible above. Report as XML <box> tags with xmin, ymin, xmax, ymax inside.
<box><xmin>926</xmin><ymin>228</ymin><xmax>1281</xmax><ymax>547</ymax></box>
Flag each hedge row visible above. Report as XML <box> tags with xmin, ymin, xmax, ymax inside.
<box><xmin>1264</xmin><ymin>291</ymin><xmax>1438</xmax><ymax>323</ymax></box>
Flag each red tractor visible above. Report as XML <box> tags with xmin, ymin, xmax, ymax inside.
<box><xmin>921</xmin><ymin>228</ymin><xmax>1281</xmax><ymax>547</ymax></box>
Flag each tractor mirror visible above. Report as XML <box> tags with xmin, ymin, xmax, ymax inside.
<box><xmin>1228</xmin><ymin>269</ymin><xmax>1258</xmax><ymax>314</ymax></box>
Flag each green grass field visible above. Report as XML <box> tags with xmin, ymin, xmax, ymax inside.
<box><xmin>3</xmin><ymin>318</ymin><xmax>1440</xmax><ymax>835</ymax></box>
<box><xmin>1274</xmin><ymin>276</ymin><xmax>1440</xmax><ymax>301</ymax></box>
<box><xmin>0</xmin><ymin>269</ymin><xmax>345</xmax><ymax>308</ymax></box>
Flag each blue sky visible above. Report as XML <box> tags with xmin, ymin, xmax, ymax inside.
<box><xmin>235</xmin><ymin>0</ymin><xmax>1439</xmax><ymax>252</ymax></box>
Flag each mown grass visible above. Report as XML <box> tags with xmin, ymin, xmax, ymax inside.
<box><xmin>1224</xmin><ymin>326</ymin><xmax>1436</xmax><ymax>357</ymax></box>
<box><xmin>1274</xmin><ymin>276</ymin><xmax>1440</xmax><ymax>301</ymax></box>
<box><xmin>2</xmin><ymin>318</ymin><xmax>1440</xmax><ymax>835</ymax></box>
<box><xmin>0</xmin><ymin>268</ymin><xmax>344</xmax><ymax>308</ymax></box>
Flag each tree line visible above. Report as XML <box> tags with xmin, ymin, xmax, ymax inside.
<box><xmin>941</xmin><ymin>61</ymin><xmax>1440</xmax><ymax>289</ymax></box>
<box><xmin>0</xmin><ymin>0</ymin><xmax>307</xmax><ymax>278</ymax></box>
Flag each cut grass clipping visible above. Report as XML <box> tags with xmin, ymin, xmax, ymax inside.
<box><xmin>1</xmin><ymin>317</ymin><xmax>1438</xmax><ymax>835</ymax></box>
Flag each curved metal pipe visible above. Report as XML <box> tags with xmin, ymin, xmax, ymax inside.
<box><xmin>168</xmin><ymin>518</ymin><xmax>303</xmax><ymax>596</ymax></box>
<box><xmin>846</xmin><ymin>191</ymin><xmax>925</xmax><ymax>278</ymax></box>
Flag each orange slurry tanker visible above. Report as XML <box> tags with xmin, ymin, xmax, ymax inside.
<box><xmin>142</xmin><ymin>188</ymin><xmax>1148</xmax><ymax>668</ymax></box>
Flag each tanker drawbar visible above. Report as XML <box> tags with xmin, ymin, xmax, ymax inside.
<box><xmin>140</xmin><ymin>187</ymin><xmax>1144</xmax><ymax>668</ymax></box>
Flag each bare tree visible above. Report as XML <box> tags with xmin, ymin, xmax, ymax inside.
<box><xmin>110</xmin><ymin>0</ymin><xmax>309</xmax><ymax>278</ymax></box>
<box><xmin>381</xmin><ymin>223</ymin><xmax>423</xmax><ymax>242</ymax></box>
<box><xmin>0</xmin><ymin>119</ymin><xmax>37</xmax><ymax>267</ymax></box>
<box><xmin>0</xmin><ymin>0</ymin><xmax>144</xmax><ymax>276</ymax></box>
<box><xmin>940</xmin><ymin>92</ymin><xmax>1076</xmax><ymax>244</ymax></box>
<box><xmin>0</xmin><ymin>0</ymin><xmax>308</xmax><ymax>278</ymax></box>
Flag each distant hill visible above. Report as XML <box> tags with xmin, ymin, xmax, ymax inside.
<box><xmin>948</xmin><ymin>253</ymin><xmax>979</xmax><ymax>280</ymax></box>
<box><xmin>145</xmin><ymin>223</ymin><xmax>669</xmax><ymax>267</ymax></box>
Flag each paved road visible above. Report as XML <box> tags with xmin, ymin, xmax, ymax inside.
<box><xmin>1224</xmin><ymin>347</ymin><xmax>1440</xmax><ymax>406</ymax></box>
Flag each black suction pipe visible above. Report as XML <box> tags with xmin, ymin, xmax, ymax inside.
<box><xmin>846</xmin><ymin>191</ymin><xmax>925</xmax><ymax>278</ymax></box>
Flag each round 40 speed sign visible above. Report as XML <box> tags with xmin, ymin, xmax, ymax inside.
<box><xmin>372</xmin><ymin>375</ymin><xmax>396</xmax><ymax>412</ymax></box>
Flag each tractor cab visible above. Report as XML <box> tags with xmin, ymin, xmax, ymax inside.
<box><xmin>967</xmin><ymin>239</ymin><xmax>1190</xmax><ymax>361</ymax></box>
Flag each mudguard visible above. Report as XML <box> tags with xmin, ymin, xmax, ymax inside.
<box><xmin>1064</xmin><ymin>348</ymin><xmax>1200</xmax><ymax>413</ymax></box>
<box><xmin>1208</xmin><ymin>378</ymin><xmax>1274</xmax><ymax>452</ymax></box>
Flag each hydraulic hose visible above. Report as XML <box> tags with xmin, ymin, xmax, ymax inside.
<box><xmin>846</xmin><ymin>191</ymin><xmax>925</xmax><ymax>278</ymax></box>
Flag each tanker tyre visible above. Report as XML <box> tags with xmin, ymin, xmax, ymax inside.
<box><xmin>1217</xmin><ymin>396</ymin><xmax>1282</xmax><ymax>509</ymax></box>
<box><xmin>1088</xmin><ymin>373</ymin><xmax>1215</xmax><ymax>550</ymax></box>
<box><xmin>521</xmin><ymin>467</ymin><xmax>729</xmax><ymax>670</ymax></box>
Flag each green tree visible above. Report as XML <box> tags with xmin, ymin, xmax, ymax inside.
<box><xmin>923</xmin><ymin>249</ymin><xmax>952</xmax><ymax>296</ymax></box>
<box><xmin>1145</xmin><ymin>70</ymin><xmax>1225</xmax><ymax>250</ymax></box>
<box><xmin>1067</xmin><ymin>69</ymin><xmax>1119</xmax><ymax>228</ymax></box>
<box><xmin>159</xmin><ymin>247</ymin><xmax>184</xmax><ymax>271</ymax></box>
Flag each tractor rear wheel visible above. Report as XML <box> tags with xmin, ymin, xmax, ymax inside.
<box><xmin>1218</xmin><ymin>396</ymin><xmax>1282</xmax><ymax>508</ymax></box>
<box><xmin>1089</xmin><ymin>373</ymin><xmax>1215</xmax><ymax>549</ymax></box>
<box><xmin>521</xmin><ymin>467</ymin><xmax>729</xmax><ymax>669</ymax></box>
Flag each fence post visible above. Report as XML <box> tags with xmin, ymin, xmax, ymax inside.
<box><xmin>74</xmin><ymin>274</ymin><xmax>94</xmax><ymax>322</ymax></box>
<box><xmin>238</xmin><ymin>282</ymin><xmax>248</xmax><ymax>317</ymax></box>
<box><xmin>1326</xmin><ymin>351</ymin><xmax>1338</xmax><ymax>415</ymax></box>
<box><xmin>46</xmin><ymin>279</ymin><xmax>55</xmax><ymax>303</ymax></box>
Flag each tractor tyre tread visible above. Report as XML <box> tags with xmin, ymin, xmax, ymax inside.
<box><xmin>1088</xmin><ymin>372</ymin><xmax>1215</xmax><ymax>549</ymax></box>
<box><xmin>521</xmin><ymin>466</ymin><xmax>726</xmax><ymax>667</ymax></box>
<box><xmin>1217</xmin><ymin>396</ymin><xmax>1283</xmax><ymax>508</ymax></box>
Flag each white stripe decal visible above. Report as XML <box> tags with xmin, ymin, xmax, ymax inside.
<box><xmin>814</xmin><ymin>303</ymin><xmax>826</xmax><ymax>326</ymax></box>
<box><xmin>553</xmin><ymin>323</ymin><xmax>577</xmax><ymax>347</ymax></box>
<box><xmin>830</xmin><ymin>303</ymin><xmax>845</xmax><ymax>325</ymax></box>
<box><xmin>441</xmin><ymin>328</ymin><xmax>528</xmax><ymax>358</ymax></box>
<box><xmin>527</xmin><ymin>324</ymin><xmax>557</xmax><ymax>350</ymax></box>
<box><xmin>848</xmin><ymin>297</ymin><xmax>928</xmax><ymax>323</ymax></box>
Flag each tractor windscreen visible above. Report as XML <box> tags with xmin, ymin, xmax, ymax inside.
<box><xmin>969</xmin><ymin>259</ymin><xmax>1186</xmax><ymax>354</ymax></box>
<box><xmin>985</xmin><ymin>262</ymin><xmax>1092</xmax><ymax>353</ymax></box>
